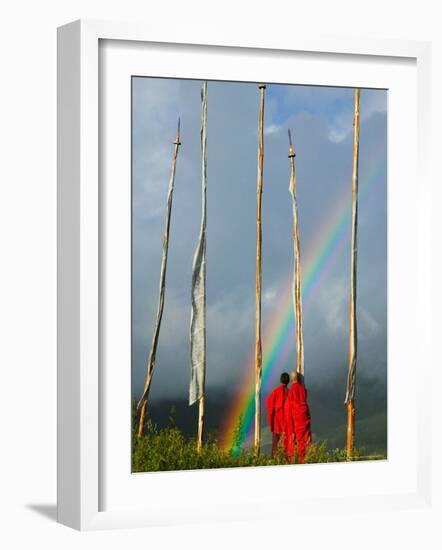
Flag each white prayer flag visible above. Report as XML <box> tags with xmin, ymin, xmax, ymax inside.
<box><xmin>189</xmin><ymin>82</ymin><xmax>207</xmax><ymax>406</ymax></box>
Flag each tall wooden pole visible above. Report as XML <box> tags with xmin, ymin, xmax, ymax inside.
<box><xmin>137</xmin><ymin>120</ymin><xmax>182</xmax><ymax>438</ymax></box>
<box><xmin>196</xmin><ymin>82</ymin><xmax>207</xmax><ymax>452</ymax></box>
<box><xmin>288</xmin><ymin>129</ymin><xmax>304</xmax><ymax>376</ymax></box>
<box><xmin>189</xmin><ymin>82</ymin><xmax>208</xmax><ymax>452</ymax></box>
<box><xmin>197</xmin><ymin>396</ymin><xmax>205</xmax><ymax>452</ymax></box>
<box><xmin>345</xmin><ymin>88</ymin><xmax>360</xmax><ymax>458</ymax></box>
<box><xmin>254</xmin><ymin>84</ymin><xmax>266</xmax><ymax>456</ymax></box>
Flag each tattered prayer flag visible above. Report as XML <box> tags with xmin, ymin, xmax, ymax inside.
<box><xmin>345</xmin><ymin>88</ymin><xmax>360</xmax><ymax>406</ymax></box>
<box><xmin>189</xmin><ymin>82</ymin><xmax>207</xmax><ymax>408</ymax></box>
<box><xmin>288</xmin><ymin>129</ymin><xmax>305</xmax><ymax>376</ymax></box>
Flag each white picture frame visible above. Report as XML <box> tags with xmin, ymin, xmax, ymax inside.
<box><xmin>57</xmin><ymin>19</ymin><xmax>432</xmax><ymax>531</ymax></box>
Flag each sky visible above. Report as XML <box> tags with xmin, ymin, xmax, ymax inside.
<box><xmin>131</xmin><ymin>77</ymin><xmax>387</xmax><ymax>453</ymax></box>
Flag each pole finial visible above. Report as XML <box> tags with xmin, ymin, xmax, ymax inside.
<box><xmin>174</xmin><ymin>117</ymin><xmax>181</xmax><ymax>145</ymax></box>
<box><xmin>288</xmin><ymin>128</ymin><xmax>295</xmax><ymax>158</ymax></box>
<box><xmin>201</xmin><ymin>80</ymin><xmax>208</xmax><ymax>98</ymax></box>
<box><xmin>354</xmin><ymin>88</ymin><xmax>361</xmax><ymax>117</ymax></box>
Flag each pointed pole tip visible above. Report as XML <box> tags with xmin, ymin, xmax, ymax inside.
<box><xmin>174</xmin><ymin>117</ymin><xmax>181</xmax><ymax>145</ymax></box>
<box><xmin>288</xmin><ymin>128</ymin><xmax>295</xmax><ymax>157</ymax></box>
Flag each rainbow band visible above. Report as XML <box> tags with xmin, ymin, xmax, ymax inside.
<box><xmin>220</xmin><ymin>151</ymin><xmax>386</xmax><ymax>452</ymax></box>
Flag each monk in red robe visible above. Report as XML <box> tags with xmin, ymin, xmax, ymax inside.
<box><xmin>287</xmin><ymin>371</ymin><xmax>312</xmax><ymax>463</ymax></box>
<box><xmin>266</xmin><ymin>372</ymin><xmax>290</xmax><ymax>457</ymax></box>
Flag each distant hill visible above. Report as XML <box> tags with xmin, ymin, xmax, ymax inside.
<box><xmin>138</xmin><ymin>370</ymin><xmax>387</xmax><ymax>456</ymax></box>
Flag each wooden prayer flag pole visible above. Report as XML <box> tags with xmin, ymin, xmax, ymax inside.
<box><xmin>254</xmin><ymin>84</ymin><xmax>266</xmax><ymax>456</ymax></box>
<box><xmin>288</xmin><ymin>129</ymin><xmax>305</xmax><ymax>377</ymax></box>
<box><xmin>345</xmin><ymin>88</ymin><xmax>360</xmax><ymax>458</ymax></box>
<box><xmin>196</xmin><ymin>82</ymin><xmax>208</xmax><ymax>452</ymax></box>
<box><xmin>137</xmin><ymin>119</ymin><xmax>182</xmax><ymax>438</ymax></box>
<box><xmin>189</xmin><ymin>82</ymin><xmax>208</xmax><ymax>452</ymax></box>
<box><xmin>197</xmin><ymin>392</ymin><xmax>205</xmax><ymax>453</ymax></box>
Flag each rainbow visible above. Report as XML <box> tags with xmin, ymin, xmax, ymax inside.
<box><xmin>220</xmin><ymin>149</ymin><xmax>386</xmax><ymax>453</ymax></box>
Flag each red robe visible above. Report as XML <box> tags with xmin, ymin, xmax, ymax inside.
<box><xmin>266</xmin><ymin>385</ymin><xmax>290</xmax><ymax>457</ymax></box>
<box><xmin>286</xmin><ymin>382</ymin><xmax>312</xmax><ymax>463</ymax></box>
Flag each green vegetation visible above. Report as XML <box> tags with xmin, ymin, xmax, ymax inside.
<box><xmin>132</xmin><ymin>416</ymin><xmax>385</xmax><ymax>473</ymax></box>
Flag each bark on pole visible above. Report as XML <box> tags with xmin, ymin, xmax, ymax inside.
<box><xmin>288</xmin><ymin>130</ymin><xmax>305</xmax><ymax>377</ymax></box>
<box><xmin>137</xmin><ymin>120</ymin><xmax>182</xmax><ymax>438</ymax></box>
<box><xmin>345</xmin><ymin>88</ymin><xmax>360</xmax><ymax>458</ymax></box>
<box><xmin>254</xmin><ymin>84</ymin><xmax>266</xmax><ymax>456</ymax></box>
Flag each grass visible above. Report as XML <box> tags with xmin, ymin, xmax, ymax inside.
<box><xmin>132</xmin><ymin>416</ymin><xmax>385</xmax><ymax>473</ymax></box>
